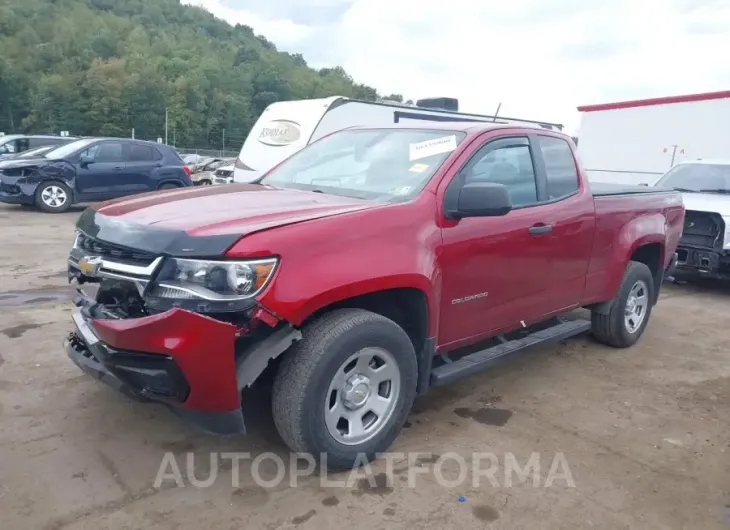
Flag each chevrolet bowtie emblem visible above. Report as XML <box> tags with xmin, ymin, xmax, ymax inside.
<box><xmin>77</xmin><ymin>256</ymin><xmax>103</xmax><ymax>276</ymax></box>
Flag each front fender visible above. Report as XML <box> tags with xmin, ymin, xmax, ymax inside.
<box><xmin>235</xmin><ymin>198</ymin><xmax>443</xmax><ymax>336</ymax></box>
<box><xmin>16</xmin><ymin>162</ymin><xmax>76</xmax><ymax>196</ymax></box>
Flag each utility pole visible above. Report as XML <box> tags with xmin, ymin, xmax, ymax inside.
<box><xmin>131</xmin><ymin>128</ymin><xmax>135</xmax><ymax>139</ymax></box>
<box><xmin>165</xmin><ymin>109</ymin><xmax>169</xmax><ymax>145</ymax></box>
<box><xmin>669</xmin><ymin>144</ymin><xmax>679</xmax><ymax>167</ymax></box>
<box><xmin>222</xmin><ymin>128</ymin><xmax>226</xmax><ymax>156</ymax></box>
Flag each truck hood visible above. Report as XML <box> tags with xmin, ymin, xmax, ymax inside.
<box><xmin>76</xmin><ymin>184</ymin><xmax>379</xmax><ymax>257</ymax></box>
<box><xmin>680</xmin><ymin>192</ymin><xmax>730</xmax><ymax>217</ymax></box>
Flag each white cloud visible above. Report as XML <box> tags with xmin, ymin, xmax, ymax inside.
<box><xmin>184</xmin><ymin>0</ymin><xmax>730</xmax><ymax>134</ymax></box>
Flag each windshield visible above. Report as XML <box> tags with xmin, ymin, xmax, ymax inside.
<box><xmin>0</xmin><ymin>140</ymin><xmax>16</xmax><ymax>155</ymax></box>
<box><xmin>260</xmin><ymin>129</ymin><xmax>467</xmax><ymax>201</ymax></box>
<box><xmin>45</xmin><ymin>138</ymin><xmax>97</xmax><ymax>159</ymax></box>
<box><xmin>656</xmin><ymin>163</ymin><xmax>730</xmax><ymax>193</ymax></box>
<box><xmin>15</xmin><ymin>146</ymin><xmax>54</xmax><ymax>159</ymax></box>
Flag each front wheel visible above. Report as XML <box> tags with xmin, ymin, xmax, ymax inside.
<box><xmin>35</xmin><ymin>181</ymin><xmax>72</xmax><ymax>213</ymax></box>
<box><xmin>272</xmin><ymin>309</ymin><xmax>418</xmax><ymax>469</ymax></box>
<box><xmin>591</xmin><ymin>260</ymin><xmax>655</xmax><ymax>348</ymax></box>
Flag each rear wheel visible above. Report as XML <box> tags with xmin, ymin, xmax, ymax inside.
<box><xmin>591</xmin><ymin>261</ymin><xmax>654</xmax><ymax>348</ymax></box>
<box><xmin>272</xmin><ymin>309</ymin><xmax>418</xmax><ymax>469</ymax></box>
<box><xmin>35</xmin><ymin>181</ymin><xmax>72</xmax><ymax>213</ymax></box>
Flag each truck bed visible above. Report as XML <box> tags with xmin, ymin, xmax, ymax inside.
<box><xmin>590</xmin><ymin>182</ymin><xmax>673</xmax><ymax>196</ymax></box>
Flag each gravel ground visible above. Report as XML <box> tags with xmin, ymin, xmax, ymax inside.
<box><xmin>0</xmin><ymin>203</ymin><xmax>728</xmax><ymax>530</ymax></box>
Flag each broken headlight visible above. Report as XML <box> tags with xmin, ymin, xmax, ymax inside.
<box><xmin>150</xmin><ymin>257</ymin><xmax>277</xmax><ymax>301</ymax></box>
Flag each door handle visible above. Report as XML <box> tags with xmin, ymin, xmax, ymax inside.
<box><xmin>528</xmin><ymin>223</ymin><xmax>553</xmax><ymax>235</ymax></box>
<box><xmin>113</xmin><ymin>166</ymin><xmax>123</xmax><ymax>170</ymax></box>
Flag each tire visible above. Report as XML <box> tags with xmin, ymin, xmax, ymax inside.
<box><xmin>34</xmin><ymin>181</ymin><xmax>72</xmax><ymax>213</ymax></box>
<box><xmin>272</xmin><ymin>309</ymin><xmax>418</xmax><ymax>469</ymax></box>
<box><xmin>158</xmin><ymin>183</ymin><xmax>179</xmax><ymax>190</ymax></box>
<box><xmin>591</xmin><ymin>261</ymin><xmax>655</xmax><ymax>348</ymax></box>
<box><xmin>198</xmin><ymin>179</ymin><xmax>211</xmax><ymax>186</ymax></box>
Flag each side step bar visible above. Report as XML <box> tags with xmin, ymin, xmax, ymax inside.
<box><xmin>430</xmin><ymin>319</ymin><xmax>592</xmax><ymax>387</ymax></box>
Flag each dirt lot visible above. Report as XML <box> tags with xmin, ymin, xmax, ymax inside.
<box><xmin>0</xmin><ymin>202</ymin><xmax>729</xmax><ymax>530</ymax></box>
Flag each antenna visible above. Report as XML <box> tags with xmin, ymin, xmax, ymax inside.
<box><xmin>492</xmin><ymin>102</ymin><xmax>502</xmax><ymax>122</ymax></box>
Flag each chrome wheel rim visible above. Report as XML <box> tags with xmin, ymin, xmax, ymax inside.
<box><xmin>41</xmin><ymin>185</ymin><xmax>67</xmax><ymax>208</ymax></box>
<box><xmin>624</xmin><ymin>280</ymin><xmax>648</xmax><ymax>333</ymax></box>
<box><xmin>325</xmin><ymin>347</ymin><xmax>401</xmax><ymax>446</ymax></box>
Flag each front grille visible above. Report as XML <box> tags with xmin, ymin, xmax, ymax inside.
<box><xmin>76</xmin><ymin>233</ymin><xmax>156</xmax><ymax>267</ymax></box>
<box><xmin>680</xmin><ymin>211</ymin><xmax>724</xmax><ymax>249</ymax></box>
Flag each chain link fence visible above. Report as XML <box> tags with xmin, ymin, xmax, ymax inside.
<box><xmin>176</xmin><ymin>148</ymin><xmax>239</xmax><ymax>158</ymax></box>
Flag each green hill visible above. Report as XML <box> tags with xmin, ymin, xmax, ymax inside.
<box><xmin>0</xmin><ymin>0</ymin><xmax>380</xmax><ymax>149</ymax></box>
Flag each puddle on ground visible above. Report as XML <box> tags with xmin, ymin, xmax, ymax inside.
<box><xmin>0</xmin><ymin>286</ymin><xmax>74</xmax><ymax>308</ymax></box>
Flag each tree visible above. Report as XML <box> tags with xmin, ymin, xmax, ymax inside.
<box><xmin>0</xmin><ymin>0</ymin><xmax>381</xmax><ymax>146</ymax></box>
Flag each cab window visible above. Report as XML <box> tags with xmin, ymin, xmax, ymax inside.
<box><xmin>464</xmin><ymin>139</ymin><xmax>538</xmax><ymax>207</ymax></box>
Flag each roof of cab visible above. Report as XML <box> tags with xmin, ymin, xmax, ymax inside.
<box><xmin>348</xmin><ymin>121</ymin><xmax>561</xmax><ymax>135</ymax></box>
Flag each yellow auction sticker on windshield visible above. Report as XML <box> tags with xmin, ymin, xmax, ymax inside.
<box><xmin>409</xmin><ymin>135</ymin><xmax>457</xmax><ymax>161</ymax></box>
<box><xmin>408</xmin><ymin>163</ymin><xmax>429</xmax><ymax>173</ymax></box>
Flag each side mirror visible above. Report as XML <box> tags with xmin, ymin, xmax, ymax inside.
<box><xmin>455</xmin><ymin>182</ymin><xmax>512</xmax><ymax>218</ymax></box>
<box><xmin>79</xmin><ymin>154</ymin><xmax>94</xmax><ymax>167</ymax></box>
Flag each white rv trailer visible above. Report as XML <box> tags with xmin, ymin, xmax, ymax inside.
<box><xmin>232</xmin><ymin>96</ymin><xmax>563</xmax><ymax>183</ymax></box>
<box><xmin>576</xmin><ymin>90</ymin><xmax>730</xmax><ymax>185</ymax></box>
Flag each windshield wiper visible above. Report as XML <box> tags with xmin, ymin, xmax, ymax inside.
<box><xmin>698</xmin><ymin>188</ymin><xmax>730</xmax><ymax>194</ymax></box>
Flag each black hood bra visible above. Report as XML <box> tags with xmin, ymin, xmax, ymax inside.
<box><xmin>76</xmin><ymin>207</ymin><xmax>242</xmax><ymax>258</ymax></box>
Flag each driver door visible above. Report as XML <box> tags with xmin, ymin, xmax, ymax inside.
<box><xmin>438</xmin><ymin>135</ymin><xmax>557</xmax><ymax>349</ymax></box>
<box><xmin>74</xmin><ymin>141</ymin><xmax>131</xmax><ymax>200</ymax></box>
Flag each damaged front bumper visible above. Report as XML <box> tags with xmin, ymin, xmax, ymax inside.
<box><xmin>66</xmin><ymin>291</ymin><xmax>247</xmax><ymax>435</ymax></box>
<box><xmin>674</xmin><ymin>246</ymin><xmax>730</xmax><ymax>281</ymax></box>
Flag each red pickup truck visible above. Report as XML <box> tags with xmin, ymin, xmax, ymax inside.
<box><xmin>66</xmin><ymin>123</ymin><xmax>684</xmax><ymax>468</ymax></box>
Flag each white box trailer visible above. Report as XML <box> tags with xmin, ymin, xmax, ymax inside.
<box><xmin>233</xmin><ymin>96</ymin><xmax>563</xmax><ymax>183</ymax></box>
<box><xmin>576</xmin><ymin>90</ymin><xmax>730</xmax><ymax>185</ymax></box>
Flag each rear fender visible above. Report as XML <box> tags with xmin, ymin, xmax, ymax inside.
<box><xmin>592</xmin><ymin>214</ymin><xmax>667</xmax><ymax>310</ymax></box>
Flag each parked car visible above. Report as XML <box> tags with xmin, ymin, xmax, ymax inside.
<box><xmin>0</xmin><ymin>134</ymin><xmax>79</xmax><ymax>159</ymax></box>
<box><xmin>65</xmin><ymin>123</ymin><xmax>683</xmax><ymax>469</ymax></box>
<box><xmin>0</xmin><ymin>138</ymin><xmax>192</xmax><ymax>213</ymax></box>
<box><xmin>191</xmin><ymin>158</ymin><xmax>234</xmax><ymax>185</ymax></box>
<box><xmin>213</xmin><ymin>164</ymin><xmax>235</xmax><ymax>185</ymax></box>
<box><xmin>652</xmin><ymin>159</ymin><xmax>730</xmax><ymax>280</ymax></box>
<box><xmin>182</xmin><ymin>153</ymin><xmax>203</xmax><ymax>166</ymax></box>
<box><xmin>4</xmin><ymin>145</ymin><xmax>56</xmax><ymax>160</ymax></box>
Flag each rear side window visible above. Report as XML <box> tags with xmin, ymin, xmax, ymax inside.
<box><xmin>128</xmin><ymin>144</ymin><xmax>162</xmax><ymax>162</ymax></box>
<box><xmin>538</xmin><ymin>136</ymin><xmax>579</xmax><ymax>199</ymax></box>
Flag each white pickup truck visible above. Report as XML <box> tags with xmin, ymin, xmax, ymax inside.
<box><xmin>653</xmin><ymin>159</ymin><xmax>730</xmax><ymax>280</ymax></box>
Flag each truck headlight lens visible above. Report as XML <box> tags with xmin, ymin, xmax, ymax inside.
<box><xmin>151</xmin><ymin>258</ymin><xmax>277</xmax><ymax>300</ymax></box>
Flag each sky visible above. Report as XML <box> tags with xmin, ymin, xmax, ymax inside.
<box><xmin>183</xmin><ymin>0</ymin><xmax>730</xmax><ymax>134</ymax></box>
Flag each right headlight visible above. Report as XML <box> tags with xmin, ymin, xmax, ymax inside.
<box><xmin>150</xmin><ymin>257</ymin><xmax>278</xmax><ymax>301</ymax></box>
